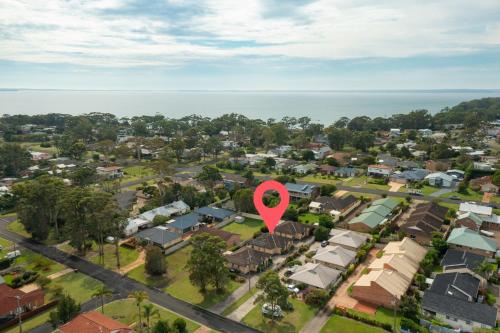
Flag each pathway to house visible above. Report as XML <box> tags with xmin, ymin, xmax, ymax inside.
<box><xmin>388</xmin><ymin>182</ymin><xmax>404</xmax><ymax>192</ymax></box>
<box><xmin>334</xmin><ymin>190</ymin><xmax>348</xmax><ymax>198</ymax></box>
<box><xmin>47</xmin><ymin>268</ymin><xmax>76</xmax><ymax>280</ymax></box>
<box><xmin>483</xmin><ymin>192</ymin><xmax>493</xmax><ymax>204</ymax></box>
<box><xmin>119</xmin><ymin>249</ymin><xmax>145</xmax><ymax>274</ymax></box>
<box><xmin>299</xmin><ymin>309</ymin><xmax>331</xmax><ymax>333</ymax></box>
<box><xmin>227</xmin><ymin>292</ymin><xmax>261</xmax><ymax>321</ymax></box>
<box><xmin>211</xmin><ymin>275</ymin><xmax>260</xmax><ymax>314</ymax></box>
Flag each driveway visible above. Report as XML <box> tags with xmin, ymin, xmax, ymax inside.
<box><xmin>328</xmin><ymin>248</ymin><xmax>379</xmax><ymax>312</ymax></box>
<box><xmin>388</xmin><ymin>182</ymin><xmax>404</xmax><ymax>192</ymax></box>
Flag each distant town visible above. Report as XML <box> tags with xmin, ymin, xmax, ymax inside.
<box><xmin>0</xmin><ymin>97</ymin><xmax>500</xmax><ymax>333</ymax></box>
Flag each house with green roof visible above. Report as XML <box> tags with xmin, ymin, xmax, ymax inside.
<box><xmin>446</xmin><ymin>227</ymin><xmax>497</xmax><ymax>258</ymax></box>
<box><xmin>348</xmin><ymin>198</ymin><xmax>399</xmax><ymax>233</ymax></box>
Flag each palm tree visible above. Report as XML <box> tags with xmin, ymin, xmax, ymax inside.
<box><xmin>128</xmin><ymin>291</ymin><xmax>149</xmax><ymax>328</ymax></box>
<box><xmin>92</xmin><ymin>286</ymin><xmax>113</xmax><ymax>313</ymax></box>
<box><xmin>142</xmin><ymin>303</ymin><xmax>160</xmax><ymax>331</ymax></box>
<box><xmin>475</xmin><ymin>260</ymin><xmax>495</xmax><ymax>279</ymax></box>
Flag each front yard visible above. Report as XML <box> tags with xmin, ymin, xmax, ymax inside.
<box><xmin>320</xmin><ymin>315</ymin><xmax>388</xmax><ymax>333</ymax></box>
<box><xmin>242</xmin><ymin>299</ymin><xmax>317</xmax><ymax>333</ymax></box>
<box><xmin>103</xmin><ymin>299</ymin><xmax>201</xmax><ymax>332</ymax></box>
<box><xmin>222</xmin><ymin>218</ymin><xmax>264</xmax><ymax>241</ymax></box>
<box><xmin>342</xmin><ymin>176</ymin><xmax>390</xmax><ymax>191</ymax></box>
<box><xmin>128</xmin><ymin>245</ymin><xmax>242</xmax><ymax>308</ymax></box>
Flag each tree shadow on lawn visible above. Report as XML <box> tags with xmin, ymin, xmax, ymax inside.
<box><xmin>252</xmin><ymin>315</ymin><xmax>297</xmax><ymax>333</ymax></box>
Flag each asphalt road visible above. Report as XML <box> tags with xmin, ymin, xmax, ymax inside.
<box><xmin>0</xmin><ymin>223</ymin><xmax>261</xmax><ymax>333</ymax></box>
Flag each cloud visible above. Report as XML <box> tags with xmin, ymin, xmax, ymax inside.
<box><xmin>0</xmin><ymin>0</ymin><xmax>499</xmax><ymax>68</ymax></box>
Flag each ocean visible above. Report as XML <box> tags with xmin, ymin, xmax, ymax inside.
<box><xmin>1</xmin><ymin>90</ymin><xmax>500</xmax><ymax>124</ymax></box>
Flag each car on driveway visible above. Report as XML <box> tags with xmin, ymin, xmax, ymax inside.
<box><xmin>287</xmin><ymin>284</ymin><xmax>299</xmax><ymax>294</ymax></box>
<box><xmin>262</xmin><ymin>303</ymin><xmax>283</xmax><ymax>317</ymax></box>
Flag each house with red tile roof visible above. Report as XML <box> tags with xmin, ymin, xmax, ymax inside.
<box><xmin>59</xmin><ymin>311</ymin><xmax>132</xmax><ymax>333</ymax></box>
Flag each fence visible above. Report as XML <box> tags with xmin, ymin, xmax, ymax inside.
<box><xmin>0</xmin><ymin>300</ymin><xmax>57</xmax><ymax>330</ymax></box>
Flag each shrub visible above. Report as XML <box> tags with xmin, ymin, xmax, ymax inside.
<box><xmin>0</xmin><ymin>258</ymin><xmax>12</xmax><ymax>270</ymax></box>
<box><xmin>173</xmin><ymin>318</ymin><xmax>187</xmax><ymax>333</ymax></box>
<box><xmin>334</xmin><ymin>307</ymin><xmax>392</xmax><ymax>331</ymax></box>
<box><xmin>304</xmin><ymin>289</ymin><xmax>329</xmax><ymax>308</ymax></box>
<box><xmin>145</xmin><ymin>246</ymin><xmax>167</xmax><ymax>276</ymax></box>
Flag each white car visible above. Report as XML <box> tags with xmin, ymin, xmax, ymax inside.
<box><xmin>261</xmin><ymin>303</ymin><xmax>283</xmax><ymax>317</ymax></box>
<box><xmin>5</xmin><ymin>250</ymin><xmax>21</xmax><ymax>259</ymax></box>
<box><xmin>287</xmin><ymin>284</ymin><xmax>299</xmax><ymax>294</ymax></box>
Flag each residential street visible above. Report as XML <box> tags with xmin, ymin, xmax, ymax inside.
<box><xmin>0</xmin><ymin>220</ymin><xmax>261</xmax><ymax>333</ymax></box>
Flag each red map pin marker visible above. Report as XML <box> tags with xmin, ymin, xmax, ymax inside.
<box><xmin>253</xmin><ymin>180</ymin><xmax>290</xmax><ymax>234</ymax></box>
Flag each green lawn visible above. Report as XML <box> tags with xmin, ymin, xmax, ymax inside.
<box><xmin>20</xmin><ymin>142</ymin><xmax>58</xmax><ymax>155</ymax></box>
<box><xmin>48</xmin><ymin>272</ymin><xmax>103</xmax><ymax>303</ymax></box>
<box><xmin>343</xmin><ymin>176</ymin><xmax>390</xmax><ymax>191</ymax></box>
<box><xmin>7</xmin><ymin>220</ymin><xmax>30</xmax><ymax>238</ymax></box>
<box><xmin>60</xmin><ymin>242</ymin><xmax>140</xmax><ymax>271</ymax></box>
<box><xmin>1</xmin><ymin>310</ymin><xmax>52</xmax><ymax>333</ymax></box>
<box><xmin>122</xmin><ymin>165</ymin><xmax>154</xmax><ymax>182</ymax></box>
<box><xmin>242</xmin><ymin>299</ymin><xmax>317</xmax><ymax>333</ymax></box>
<box><xmin>347</xmin><ymin>307</ymin><xmax>399</xmax><ymax>330</ymax></box>
<box><xmin>401</xmin><ymin>185</ymin><xmax>440</xmax><ymax>196</ymax></box>
<box><xmin>320</xmin><ymin>315</ymin><xmax>388</xmax><ymax>333</ymax></box>
<box><xmin>222</xmin><ymin>218</ymin><xmax>264</xmax><ymax>241</ymax></box>
<box><xmin>0</xmin><ymin>237</ymin><xmax>13</xmax><ymax>256</ymax></box>
<box><xmin>441</xmin><ymin>190</ymin><xmax>500</xmax><ymax>203</ymax></box>
<box><xmin>222</xmin><ymin>287</ymin><xmax>258</xmax><ymax>316</ymax></box>
<box><xmin>298</xmin><ymin>213</ymin><xmax>320</xmax><ymax>224</ymax></box>
<box><xmin>103</xmin><ymin>299</ymin><xmax>201</xmax><ymax>332</ymax></box>
<box><xmin>299</xmin><ymin>175</ymin><xmax>342</xmax><ymax>185</ymax></box>
<box><xmin>128</xmin><ymin>246</ymin><xmax>242</xmax><ymax>308</ymax></box>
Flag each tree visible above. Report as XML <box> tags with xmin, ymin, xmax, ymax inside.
<box><xmin>0</xmin><ymin>143</ymin><xmax>31</xmax><ymax>177</ymax></box>
<box><xmin>351</xmin><ymin>131</ymin><xmax>375</xmax><ymax>152</ymax></box>
<box><xmin>493</xmin><ymin>170</ymin><xmax>500</xmax><ymax>187</ymax></box>
<box><xmin>49</xmin><ymin>294</ymin><xmax>81</xmax><ymax>328</ymax></box>
<box><xmin>145</xmin><ymin>246</ymin><xmax>167</xmax><ymax>276</ymax></box>
<box><xmin>205</xmin><ymin>136</ymin><xmax>223</xmax><ymax>160</ymax></box>
<box><xmin>153</xmin><ymin>215</ymin><xmax>169</xmax><ymax>226</ymax></box>
<box><xmin>301</xmin><ymin>150</ymin><xmax>315</xmax><ymax>161</ymax></box>
<box><xmin>128</xmin><ymin>291</ymin><xmax>149</xmax><ymax>327</ymax></box>
<box><xmin>233</xmin><ymin>188</ymin><xmax>255</xmax><ymax>213</ymax></box>
<box><xmin>399</xmin><ymin>295</ymin><xmax>419</xmax><ymax>322</ymax></box>
<box><xmin>92</xmin><ymin>286</ymin><xmax>112</xmax><ymax>314</ymax></box>
<box><xmin>173</xmin><ymin>318</ymin><xmax>187</xmax><ymax>333</ymax></box>
<box><xmin>327</xmin><ymin>128</ymin><xmax>351</xmax><ymax>150</ymax></box>
<box><xmin>70</xmin><ymin>167</ymin><xmax>97</xmax><ymax>186</ymax></box>
<box><xmin>13</xmin><ymin>175</ymin><xmax>66</xmax><ymax>240</ymax></box>
<box><xmin>314</xmin><ymin>226</ymin><xmax>330</xmax><ymax>241</ymax></box>
<box><xmin>475</xmin><ymin>260</ymin><xmax>496</xmax><ymax>279</ymax></box>
<box><xmin>170</xmin><ymin>137</ymin><xmax>186</xmax><ymax>162</ymax></box>
<box><xmin>304</xmin><ymin>289</ymin><xmax>329</xmax><ymax>308</ymax></box>
<box><xmin>152</xmin><ymin>320</ymin><xmax>172</xmax><ymax>333</ymax></box>
<box><xmin>318</xmin><ymin>215</ymin><xmax>334</xmax><ymax>229</ymax></box>
<box><xmin>256</xmin><ymin>271</ymin><xmax>289</xmax><ymax>320</ymax></box>
<box><xmin>187</xmin><ymin>234</ymin><xmax>229</xmax><ymax>292</ymax></box>
<box><xmin>320</xmin><ymin>184</ymin><xmax>337</xmax><ymax>196</ymax></box>
<box><xmin>142</xmin><ymin>303</ymin><xmax>160</xmax><ymax>330</ymax></box>
<box><xmin>197</xmin><ymin>165</ymin><xmax>222</xmax><ymax>186</ymax></box>
<box><xmin>68</xmin><ymin>140</ymin><xmax>87</xmax><ymax>160</ymax></box>
<box><xmin>431</xmin><ymin>232</ymin><xmax>448</xmax><ymax>255</ymax></box>
<box><xmin>283</xmin><ymin>207</ymin><xmax>298</xmax><ymax>221</ymax></box>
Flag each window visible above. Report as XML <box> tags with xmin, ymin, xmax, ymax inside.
<box><xmin>465</xmin><ymin>320</ymin><xmax>471</xmax><ymax>325</ymax></box>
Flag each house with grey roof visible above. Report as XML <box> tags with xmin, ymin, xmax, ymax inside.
<box><xmin>425</xmin><ymin>172</ymin><xmax>455</xmax><ymax>188</ymax></box>
<box><xmin>441</xmin><ymin>249</ymin><xmax>488</xmax><ymax>287</ymax></box>
<box><xmin>167</xmin><ymin>212</ymin><xmax>203</xmax><ymax>234</ymax></box>
<box><xmin>194</xmin><ymin>206</ymin><xmax>236</xmax><ymax>223</ymax></box>
<box><xmin>390</xmin><ymin>168</ymin><xmax>429</xmax><ymax>184</ymax></box>
<box><xmin>313</xmin><ymin>245</ymin><xmax>356</xmax><ymax>270</ymax></box>
<box><xmin>135</xmin><ymin>226</ymin><xmax>182</xmax><ymax>249</ymax></box>
<box><xmin>285</xmin><ymin>183</ymin><xmax>319</xmax><ymax>201</ymax></box>
<box><xmin>289</xmin><ymin>263</ymin><xmax>342</xmax><ymax>289</ymax></box>
<box><xmin>328</xmin><ymin>229</ymin><xmax>368</xmax><ymax>251</ymax></box>
<box><xmin>422</xmin><ymin>272</ymin><xmax>497</xmax><ymax>332</ymax></box>
<box><xmin>446</xmin><ymin>227</ymin><xmax>497</xmax><ymax>258</ymax></box>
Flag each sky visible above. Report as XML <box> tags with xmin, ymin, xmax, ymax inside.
<box><xmin>1</xmin><ymin>0</ymin><xmax>500</xmax><ymax>90</ymax></box>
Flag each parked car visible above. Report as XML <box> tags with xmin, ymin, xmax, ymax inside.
<box><xmin>321</xmin><ymin>241</ymin><xmax>329</xmax><ymax>247</ymax></box>
<box><xmin>449</xmin><ymin>195</ymin><xmax>461</xmax><ymax>201</ymax></box>
<box><xmin>287</xmin><ymin>284</ymin><xmax>299</xmax><ymax>294</ymax></box>
<box><xmin>261</xmin><ymin>303</ymin><xmax>283</xmax><ymax>317</ymax></box>
<box><xmin>5</xmin><ymin>250</ymin><xmax>21</xmax><ymax>259</ymax></box>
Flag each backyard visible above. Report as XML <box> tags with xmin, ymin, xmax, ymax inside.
<box><xmin>242</xmin><ymin>299</ymin><xmax>317</xmax><ymax>333</ymax></box>
<box><xmin>222</xmin><ymin>218</ymin><xmax>264</xmax><ymax>241</ymax></box>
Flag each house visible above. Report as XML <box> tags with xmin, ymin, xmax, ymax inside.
<box><xmin>289</xmin><ymin>263</ymin><xmax>342</xmax><ymax>289</ymax></box>
<box><xmin>459</xmin><ymin>202</ymin><xmax>493</xmax><ymax>217</ymax></box>
<box><xmin>446</xmin><ymin>227</ymin><xmax>497</xmax><ymax>257</ymax></box>
<box><xmin>328</xmin><ymin>229</ymin><xmax>368</xmax><ymax>251</ymax></box>
<box><xmin>389</xmin><ymin>169</ymin><xmax>429</xmax><ymax>184</ymax></box>
<box><xmin>292</xmin><ymin>163</ymin><xmax>317</xmax><ymax>175</ymax></box>
<box><xmin>0</xmin><ymin>278</ymin><xmax>45</xmax><ymax>318</ymax></box>
<box><xmin>225</xmin><ymin>246</ymin><xmax>271</xmax><ymax>274</ymax></box>
<box><xmin>267</xmin><ymin>145</ymin><xmax>292</xmax><ymax>156</ymax></box>
<box><xmin>59</xmin><ymin>311</ymin><xmax>132</xmax><ymax>333</ymax></box>
<box><xmin>422</xmin><ymin>272</ymin><xmax>497</xmax><ymax>332</ymax></box>
<box><xmin>425</xmin><ymin>172</ymin><xmax>454</xmax><ymax>188</ymax></box>
<box><xmin>352</xmin><ymin>238</ymin><xmax>426</xmax><ymax>309</ymax></box>
<box><xmin>418</xmin><ymin>129</ymin><xmax>432</xmax><ymax>137</ymax></box>
<box><xmin>222</xmin><ymin>173</ymin><xmax>247</xmax><ymax>190</ymax></box>
<box><xmin>390</xmin><ymin>128</ymin><xmax>401</xmax><ymax>136</ymax></box>
<box><xmin>30</xmin><ymin>151</ymin><xmax>51</xmax><ymax>161</ymax></box>
<box><xmin>312</xmin><ymin>146</ymin><xmax>332</xmax><ymax>160</ymax></box>
<box><xmin>274</xmin><ymin>221</ymin><xmax>314</xmax><ymax>240</ymax></box>
<box><xmin>334</xmin><ymin>167</ymin><xmax>357</xmax><ymax>178</ymax></box>
<box><xmin>194</xmin><ymin>206</ymin><xmax>236</xmax><ymax>223</ymax></box>
<box><xmin>348</xmin><ymin>198</ymin><xmax>399</xmax><ymax>233</ymax></box>
<box><xmin>193</xmin><ymin>227</ymin><xmax>241</xmax><ymax>247</ymax></box>
<box><xmin>481</xmin><ymin>182</ymin><xmax>499</xmax><ymax>194</ymax></box>
<box><xmin>441</xmin><ymin>249</ymin><xmax>488</xmax><ymax>286</ymax></box>
<box><xmin>367</xmin><ymin>164</ymin><xmax>393</xmax><ymax>177</ymax></box>
<box><xmin>456</xmin><ymin>211</ymin><xmax>500</xmax><ymax>232</ymax></box>
<box><xmin>400</xmin><ymin>202</ymin><xmax>448</xmax><ymax>245</ymax></box>
<box><xmin>470</xmin><ymin>176</ymin><xmax>498</xmax><ymax>193</ymax></box>
<box><xmin>318</xmin><ymin>165</ymin><xmax>336</xmax><ymax>175</ymax></box>
<box><xmin>96</xmin><ymin>166</ymin><xmax>124</xmax><ymax>179</ymax></box>
<box><xmin>376</xmin><ymin>154</ymin><xmax>398</xmax><ymax>167</ymax></box>
<box><xmin>249</xmin><ymin>233</ymin><xmax>292</xmax><ymax>255</ymax></box>
<box><xmin>308</xmin><ymin>195</ymin><xmax>360</xmax><ymax>220</ymax></box>
<box><xmin>312</xmin><ymin>245</ymin><xmax>356</xmax><ymax>270</ymax></box>
<box><xmin>135</xmin><ymin>226</ymin><xmax>182</xmax><ymax>249</ymax></box>
<box><xmin>285</xmin><ymin>183</ymin><xmax>319</xmax><ymax>201</ymax></box>
<box><xmin>167</xmin><ymin>212</ymin><xmax>204</xmax><ymax>234</ymax></box>
<box><xmin>446</xmin><ymin>169</ymin><xmax>466</xmax><ymax>180</ymax></box>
